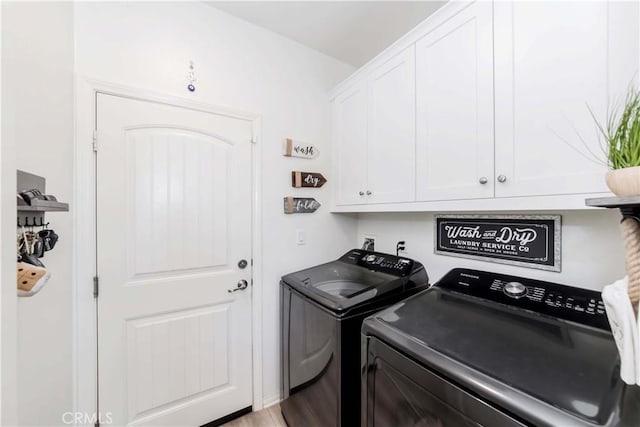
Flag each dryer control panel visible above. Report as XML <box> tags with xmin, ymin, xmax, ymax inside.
<box><xmin>339</xmin><ymin>249</ymin><xmax>415</xmax><ymax>277</ymax></box>
<box><xmin>437</xmin><ymin>268</ymin><xmax>609</xmax><ymax>330</ymax></box>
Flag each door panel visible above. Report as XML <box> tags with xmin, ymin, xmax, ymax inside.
<box><xmin>125</xmin><ymin>305</ymin><xmax>230</xmax><ymax>420</ymax></box>
<box><xmin>415</xmin><ymin>1</ymin><xmax>494</xmax><ymax>201</ymax></box>
<box><xmin>367</xmin><ymin>46</ymin><xmax>416</xmax><ymax>203</ymax></box>
<box><xmin>334</xmin><ymin>82</ymin><xmax>368</xmax><ymax>205</ymax></box>
<box><xmin>494</xmin><ymin>1</ymin><xmax>639</xmax><ymax>197</ymax></box>
<box><xmin>97</xmin><ymin>93</ymin><xmax>253</xmax><ymax>426</ymax></box>
<box><xmin>129</xmin><ymin>129</ymin><xmax>230</xmax><ymax>277</ymax></box>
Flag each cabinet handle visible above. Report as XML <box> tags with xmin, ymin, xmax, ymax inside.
<box><xmin>479</xmin><ymin>177</ymin><xmax>488</xmax><ymax>185</ymax></box>
<box><xmin>497</xmin><ymin>175</ymin><xmax>507</xmax><ymax>183</ymax></box>
<box><xmin>359</xmin><ymin>191</ymin><xmax>365</xmax><ymax>196</ymax></box>
<box><xmin>366</xmin><ymin>190</ymin><xmax>372</xmax><ymax>196</ymax></box>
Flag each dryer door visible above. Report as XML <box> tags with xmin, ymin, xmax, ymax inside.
<box><xmin>363</xmin><ymin>338</ymin><xmax>525</xmax><ymax>427</ymax></box>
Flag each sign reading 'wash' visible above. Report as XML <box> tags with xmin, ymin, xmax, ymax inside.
<box><xmin>435</xmin><ymin>215</ymin><xmax>561</xmax><ymax>272</ymax></box>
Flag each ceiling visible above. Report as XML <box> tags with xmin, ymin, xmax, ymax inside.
<box><xmin>208</xmin><ymin>1</ymin><xmax>446</xmax><ymax>67</ymax></box>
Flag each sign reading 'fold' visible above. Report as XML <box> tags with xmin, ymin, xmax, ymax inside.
<box><xmin>435</xmin><ymin>215</ymin><xmax>561</xmax><ymax>272</ymax></box>
<box><xmin>283</xmin><ymin>197</ymin><xmax>320</xmax><ymax>214</ymax></box>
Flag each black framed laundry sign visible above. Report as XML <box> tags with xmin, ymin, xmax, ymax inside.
<box><xmin>435</xmin><ymin>215</ymin><xmax>561</xmax><ymax>272</ymax></box>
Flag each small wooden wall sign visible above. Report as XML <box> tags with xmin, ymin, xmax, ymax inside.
<box><xmin>283</xmin><ymin>138</ymin><xmax>319</xmax><ymax>159</ymax></box>
<box><xmin>284</xmin><ymin>197</ymin><xmax>321</xmax><ymax>214</ymax></box>
<box><xmin>292</xmin><ymin>171</ymin><xmax>327</xmax><ymax>188</ymax></box>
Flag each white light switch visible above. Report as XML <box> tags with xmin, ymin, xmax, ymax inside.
<box><xmin>296</xmin><ymin>229</ymin><xmax>306</xmax><ymax>245</ymax></box>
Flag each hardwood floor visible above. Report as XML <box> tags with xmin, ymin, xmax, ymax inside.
<box><xmin>221</xmin><ymin>404</ymin><xmax>287</xmax><ymax>427</ymax></box>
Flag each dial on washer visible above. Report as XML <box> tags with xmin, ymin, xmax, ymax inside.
<box><xmin>504</xmin><ymin>281</ymin><xmax>527</xmax><ymax>298</ymax></box>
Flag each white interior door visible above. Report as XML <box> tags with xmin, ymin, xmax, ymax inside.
<box><xmin>415</xmin><ymin>1</ymin><xmax>494</xmax><ymax>201</ymax></box>
<box><xmin>96</xmin><ymin>93</ymin><xmax>254</xmax><ymax>426</ymax></box>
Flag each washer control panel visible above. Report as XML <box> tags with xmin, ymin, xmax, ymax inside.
<box><xmin>438</xmin><ymin>269</ymin><xmax>609</xmax><ymax>330</ymax></box>
<box><xmin>502</xmin><ymin>281</ymin><xmax>528</xmax><ymax>298</ymax></box>
<box><xmin>543</xmin><ymin>292</ymin><xmax>605</xmax><ymax>315</ymax></box>
<box><xmin>340</xmin><ymin>249</ymin><xmax>415</xmax><ymax>277</ymax></box>
<box><xmin>490</xmin><ymin>279</ymin><xmax>545</xmax><ymax>302</ymax></box>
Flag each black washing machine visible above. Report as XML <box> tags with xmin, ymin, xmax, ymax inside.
<box><xmin>362</xmin><ymin>268</ymin><xmax>640</xmax><ymax>427</ymax></box>
<box><xmin>280</xmin><ymin>249</ymin><xmax>429</xmax><ymax>427</ymax></box>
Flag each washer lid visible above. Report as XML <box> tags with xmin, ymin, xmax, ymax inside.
<box><xmin>364</xmin><ymin>287</ymin><xmax>622</xmax><ymax>426</ymax></box>
<box><xmin>281</xmin><ymin>260</ymin><xmax>395</xmax><ymax>312</ymax></box>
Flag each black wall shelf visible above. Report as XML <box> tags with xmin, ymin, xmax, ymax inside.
<box><xmin>17</xmin><ymin>170</ymin><xmax>69</xmax><ymax>227</ymax></box>
<box><xmin>585</xmin><ymin>196</ymin><xmax>640</xmax><ymax>221</ymax></box>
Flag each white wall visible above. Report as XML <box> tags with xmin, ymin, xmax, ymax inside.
<box><xmin>0</xmin><ymin>4</ymin><xmax>15</xmax><ymax>426</ymax></box>
<box><xmin>74</xmin><ymin>1</ymin><xmax>356</xmax><ymax>407</ymax></box>
<box><xmin>2</xmin><ymin>2</ymin><xmax>75</xmax><ymax>426</ymax></box>
<box><xmin>357</xmin><ymin>210</ymin><xmax>625</xmax><ymax>290</ymax></box>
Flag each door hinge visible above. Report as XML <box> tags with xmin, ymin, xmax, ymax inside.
<box><xmin>93</xmin><ymin>276</ymin><xmax>99</xmax><ymax>298</ymax></box>
<box><xmin>92</xmin><ymin>130</ymin><xmax>98</xmax><ymax>152</ymax></box>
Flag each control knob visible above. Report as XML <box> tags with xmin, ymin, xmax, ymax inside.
<box><xmin>365</xmin><ymin>255</ymin><xmax>377</xmax><ymax>262</ymax></box>
<box><xmin>503</xmin><ymin>281</ymin><xmax>527</xmax><ymax>298</ymax></box>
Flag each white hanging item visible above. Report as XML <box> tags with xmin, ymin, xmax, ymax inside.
<box><xmin>602</xmin><ymin>276</ymin><xmax>638</xmax><ymax>385</ymax></box>
<box><xmin>186</xmin><ymin>60</ymin><xmax>197</xmax><ymax>92</ymax></box>
<box><xmin>17</xmin><ymin>262</ymin><xmax>51</xmax><ymax>297</ymax></box>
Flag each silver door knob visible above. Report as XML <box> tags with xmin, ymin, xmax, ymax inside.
<box><xmin>359</xmin><ymin>191</ymin><xmax>365</xmax><ymax>196</ymax></box>
<box><xmin>497</xmin><ymin>175</ymin><xmax>507</xmax><ymax>183</ymax></box>
<box><xmin>228</xmin><ymin>279</ymin><xmax>248</xmax><ymax>293</ymax></box>
<box><xmin>479</xmin><ymin>177</ymin><xmax>488</xmax><ymax>185</ymax></box>
<box><xmin>366</xmin><ymin>190</ymin><xmax>372</xmax><ymax>195</ymax></box>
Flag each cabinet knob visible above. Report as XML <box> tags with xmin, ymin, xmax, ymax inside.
<box><xmin>479</xmin><ymin>177</ymin><xmax>488</xmax><ymax>185</ymax></box>
<box><xmin>359</xmin><ymin>191</ymin><xmax>365</xmax><ymax>196</ymax></box>
<box><xmin>366</xmin><ymin>190</ymin><xmax>372</xmax><ymax>196</ymax></box>
<box><xmin>497</xmin><ymin>175</ymin><xmax>507</xmax><ymax>183</ymax></box>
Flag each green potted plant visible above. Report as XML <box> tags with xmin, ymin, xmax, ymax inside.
<box><xmin>598</xmin><ymin>87</ymin><xmax>640</xmax><ymax>196</ymax></box>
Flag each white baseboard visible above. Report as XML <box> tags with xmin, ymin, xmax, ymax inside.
<box><xmin>262</xmin><ymin>395</ymin><xmax>282</xmax><ymax>409</ymax></box>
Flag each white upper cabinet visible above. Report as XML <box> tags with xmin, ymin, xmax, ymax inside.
<box><xmin>415</xmin><ymin>1</ymin><xmax>494</xmax><ymax>201</ymax></box>
<box><xmin>334</xmin><ymin>80</ymin><xmax>368</xmax><ymax>205</ymax></box>
<box><xmin>494</xmin><ymin>1</ymin><xmax>639</xmax><ymax>197</ymax></box>
<box><xmin>367</xmin><ymin>46</ymin><xmax>416</xmax><ymax>203</ymax></box>
<box><xmin>330</xmin><ymin>0</ymin><xmax>639</xmax><ymax>211</ymax></box>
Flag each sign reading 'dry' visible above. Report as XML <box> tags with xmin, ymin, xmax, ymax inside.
<box><xmin>283</xmin><ymin>197</ymin><xmax>321</xmax><ymax>214</ymax></box>
<box><xmin>291</xmin><ymin>171</ymin><xmax>327</xmax><ymax>188</ymax></box>
<box><xmin>283</xmin><ymin>138</ymin><xmax>319</xmax><ymax>159</ymax></box>
<box><xmin>435</xmin><ymin>215</ymin><xmax>561</xmax><ymax>272</ymax></box>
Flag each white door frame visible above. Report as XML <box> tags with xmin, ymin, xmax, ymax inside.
<box><xmin>73</xmin><ymin>78</ymin><xmax>264</xmax><ymax>424</ymax></box>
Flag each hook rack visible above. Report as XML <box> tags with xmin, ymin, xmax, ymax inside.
<box><xmin>17</xmin><ymin>216</ymin><xmax>48</xmax><ymax>228</ymax></box>
<box><xmin>16</xmin><ymin>171</ymin><xmax>68</xmax><ymax>298</ymax></box>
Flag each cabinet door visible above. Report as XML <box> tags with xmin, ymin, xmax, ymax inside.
<box><xmin>367</xmin><ymin>46</ymin><xmax>416</xmax><ymax>203</ymax></box>
<box><xmin>415</xmin><ymin>1</ymin><xmax>494</xmax><ymax>201</ymax></box>
<box><xmin>494</xmin><ymin>1</ymin><xmax>639</xmax><ymax>197</ymax></box>
<box><xmin>334</xmin><ymin>80</ymin><xmax>368</xmax><ymax>205</ymax></box>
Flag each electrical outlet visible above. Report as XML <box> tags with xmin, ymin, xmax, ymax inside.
<box><xmin>363</xmin><ymin>234</ymin><xmax>376</xmax><ymax>251</ymax></box>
